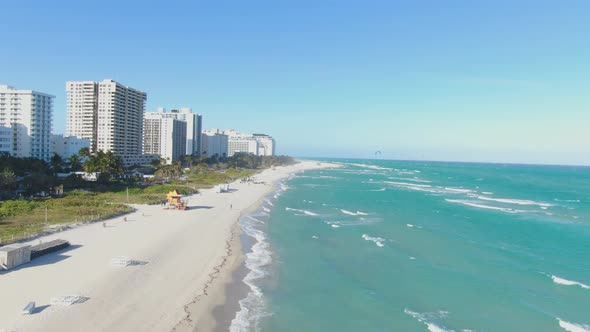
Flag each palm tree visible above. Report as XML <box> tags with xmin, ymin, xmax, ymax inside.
<box><xmin>0</xmin><ymin>168</ymin><xmax>17</xmax><ymax>191</ymax></box>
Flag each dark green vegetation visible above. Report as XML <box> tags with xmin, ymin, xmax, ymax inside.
<box><xmin>0</xmin><ymin>151</ymin><xmax>296</xmax><ymax>243</ymax></box>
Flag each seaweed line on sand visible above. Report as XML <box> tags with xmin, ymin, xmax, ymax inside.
<box><xmin>171</xmin><ymin>221</ymin><xmax>238</xmax><ymax>332</ymax></box>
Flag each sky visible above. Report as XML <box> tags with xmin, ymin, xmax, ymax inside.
<box><xmin>1</xmin><ymin>0</ymin><xmax>589</xmax><ymax>165</ymax></box>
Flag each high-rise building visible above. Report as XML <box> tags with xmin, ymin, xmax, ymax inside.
<box><xmin>0</xmin><ymin>85</ymin><xmax>53</xmax><ymax>160</ymax></box>
<box><xmin>143</xmin><ymin>112</ymin><xmax>187</xmax><ymax>164</ymax></box>
<box><xmin>66</xmin><ymin>81</ymin><xmax>97</xmax><ymax>151</ymax></box>
<box><xmin>66</xmin><ymin>79</ymin><xmax>147</xmax><ymax>159</ymax></box>
<box><xmin>155</xmin><ymin>107</ymin><xmax>202</xmax><ymax>156</ymax></box>
<box><xmin>201</xmin><ymin>129</ymin><xmax>228</xmax><ymax>158</ymax></box>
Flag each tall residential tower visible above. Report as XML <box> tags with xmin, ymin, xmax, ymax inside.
<box><xmin>66</xmin><ymin>79</ymin><xmax>147</xmax><ymax>158</ymax></box>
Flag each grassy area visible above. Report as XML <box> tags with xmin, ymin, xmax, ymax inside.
<box><xmin>0</xmin><ymin>168</ymin><xmax>260</xmax><ymax>244</ymax></box>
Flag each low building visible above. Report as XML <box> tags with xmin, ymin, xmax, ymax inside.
<box><xmin>252</xmin><ymin>134</ymin><xmax>275</xmax><ymax>156</ymax></box>
<box><xmin>0</xmin><ymin>125</ymin><xmax>12</xmax><ymax>155</ymax></box>
<box><xmin>50</xmin><ymin>134</ymin><xmax>90</xmax><ymax>159</ymax></box>
<box><xmin>120</xmin><ymin>154</ymin><xmax>160</xmax><ymax>167</ymax></box>
<box><xmin>219</xmin><ymin>129</ymin><xmax>276</xmax><ymax>157</ymax></box>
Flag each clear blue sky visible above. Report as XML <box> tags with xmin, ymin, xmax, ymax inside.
<box><xmin>2</xmin><ymin>0</ymin><xmax>589</xmax><ymax>165</ymax></box>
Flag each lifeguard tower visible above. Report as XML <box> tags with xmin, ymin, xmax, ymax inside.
<box><xmin>165</xmin><ymin>190</ymin><xmax>188</xmax><ymax>210</ymax></box>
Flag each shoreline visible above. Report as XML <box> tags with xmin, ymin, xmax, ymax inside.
<box><xmin>0</xmin><ymin>160</ymin><xmax>339</xmax><ymax>332</ymax></box>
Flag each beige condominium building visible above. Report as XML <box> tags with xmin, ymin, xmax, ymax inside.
<box><xmin>66</xmin><ymin>79</ymin><xmax>147</xmax><ymax>159</ymax></box>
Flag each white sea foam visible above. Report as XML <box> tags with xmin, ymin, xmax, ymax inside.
<box><xmin>312</xmin><ymin>235</ymin><xmax>319</xmax><ymax>239</ymax></box>
<box><xmin>264</xmin><ymin>199</ymin><xmax>274</xmax><ymax>206</ymax></box>
<box><xmin>362</xmin><ymin>234</ymin><xmax>385</xmax><ymax>247</ymax></box>
<box><xmin>331</xmin><ymin>224</ymin><xmax>340</xmax><ymax>228</ymax></box>
<box><xmin>445</xmin><ymin>199</ymin><xmax>522</xmax><ymax>214</ymax></box>
<box><xmin>551</xmin><ymin>275</ymin><xmax>590</xmax><ymax>289</ymax></box>
<box><xmin>285</xmin><ymin>207</ymin><xmax>319</xmax><ymax>216</ymax></box>
<box><xmin>409</xmin><ymin>256</ymin><xmax>416</xmax><ymax>260</ymax></box>
<box><xmin>231</xmin><ymin>213</ymin><xmax>274</xmax><ymax>331</ymax></box>
<box><xmin>369</xmin><ymin>187</ymin><xmax>387</xmax><ymax>192</ymax></box>
<box><xmin>262</xmin><ymin>206</ymin><xmax>271</xmax><ymax>213</ymax></box>
<box><xmin>558</xmin><ymin>319</ymin><xmax>590</xmax><ymax>332</ymax></box>
<box><xmin>477</xmin><ymin>196</ymin><xmax>553</xmax><ymax>207</ymax></box>
<box><xmin>407</xmin><ymin>224</ymin><xmax>414</xmax><ymax>228</ymax></box>
<box><xmin>404</xmin><ymin>309</ymin><xmax>455</xmax><ymax>332</ymax></box>
<box><xmin>481</xmin><ymin>191</ymin><xmax>494</xmax><ymax>195</ymax></box>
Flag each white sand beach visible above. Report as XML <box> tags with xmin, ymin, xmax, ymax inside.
<box><xmin>0</xmin><ymin>160</ymin><xmax>338</xmax><ymax>332</ymax></box>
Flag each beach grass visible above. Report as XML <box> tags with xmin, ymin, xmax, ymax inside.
<box><xmin>0</xmin><ymin>168</ymin><xmax>259</xmax><ymax>244</ymax></box>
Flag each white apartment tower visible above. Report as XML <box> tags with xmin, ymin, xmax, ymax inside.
<box><xmin>143</xmin><ymin>112</ymin><xmax>187</xmax><ymax>164</ymax></box>
<box><xmin>66</xmin><ymin>80</ymin><xmax>146</xmax><ymax>157</ymax></box>
<box><xmin>0</xmin><ymin>85</ymin><xmax>53</xmax><ymax>160</ymax></box>
<box><xmin>155</xmin><ymin>107</ymin><xmax>202</xmax><ymax>156</ymax></box>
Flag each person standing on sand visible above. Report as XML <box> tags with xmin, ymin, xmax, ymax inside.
<box><xmin>230</xmin><ymin>204</ymin><xmax>233</xmax><ymax>209</ymax></box>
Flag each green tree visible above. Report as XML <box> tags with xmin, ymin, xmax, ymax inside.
<box><xmin>0</xmin><ymin>168</ymin><xmax>17</xmax><ymax>191</ymax></box>
<box><xmin>50</xmin><ymin>153</ymin><xmax>64</xmax><ymax>173</ymax></box>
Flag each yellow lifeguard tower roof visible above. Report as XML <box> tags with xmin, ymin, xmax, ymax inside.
<box><xmin>166</xmin><ymin>190</ymin><xmax>182</xmax><ymax>197</ymax></box>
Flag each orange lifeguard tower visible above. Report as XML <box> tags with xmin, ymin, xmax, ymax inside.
<box><xmin>166</xmin><ymin>190</ymin><xmax>188</xmax><ymax>210</ymax></box>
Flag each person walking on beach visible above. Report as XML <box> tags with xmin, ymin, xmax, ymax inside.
<box><xmin>230</xmin><ymin>204</ymin><xmax>233</xmax><ymax>210</ymax></box>
<box><xmin>102</xmin><ymin>222</ymin><xmax>106</xmax><ymax>228</ymax></box>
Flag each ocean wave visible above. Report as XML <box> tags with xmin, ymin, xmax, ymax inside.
<box><xmin>324</xmin><ymin>220</ymin><xmax>339</xmax><ymax>228</ymax></box>
<box><xmin>362</xmin><ymin>234</ymin><xmax>385</xmax><ymax>247</ymax></box>
<box><xmin>477</xmin><ymin>196</ymin><xmax>553</xmax><ymax>207</ymax></box>
<box><xmin>385</xmin><ymin>181</ymin><xmax>476</xmax><ymax>196</ymax></box>
<box><xmin>262</xmin><ymin>206</ymin><xmax>271</xmax><ymax>213</ymax></box>
<box><xmin>551</xmin><ymin>275</ymin><xmax>590</xmax><ymax>289</ymax></box>
<box><xmin>558</xmin><ymin>319</ymin><xmax>590</xmax><ymax>332</ymax></box>
<box><xmin>388</xmin><ymin>177</ymin><xmax>432</xmax><ymax>183</ymax></box>
<box><xmin>340</xmin><ymin>209</ymin><xmax>369</xmax><ymax>216</ymax></box>
<box><xmin>285</xmin><ymin>207</ymin><xmax>319</xmax><ymax>216</ymax></box>
<box><xmin>264</xmin><ymin>199</ymin><xmax>274</xmax><ymax>207</ymax></box>
<box><xmin>368</xmin><ymin>187</ymin><xmax>387</xmax><ymax>192</ymax></box>
<box><xmin>555</xmin><ymin>199</ymin><xmax>581</xmax><ymax>203</ymax></box>
<box><xmin>445</xmin><ymin>199</ymin><xmax>522</xmax><ymax>214</ymax></box>
<box><xmin>481</xmin><ymin>191</ymin><xmax>494</xmax><ymax>195</ymax></box>
<box><xmin>349</xmin><ymin>163</ymin><xmax>394</xmax><ymax>171</ymax></box>
<box><xmin>444</xmin><ymin>187</ymin><xmax>475</xmax><ymax>193</ymax></box>
<box><xmin>404</xmin><ymin>309</ymin><xmax>455</xmax><ymax>332</ymax></box>
<box><xmin>247</xmin><ymin>216</ymin><xmax>265</xmax><ymax>224</ymax></box>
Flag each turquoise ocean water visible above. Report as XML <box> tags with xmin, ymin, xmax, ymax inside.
<box><xmin>230</xmin><ymin>159</ymin><xmax>590</xmax><ymax>332</ymax></box>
